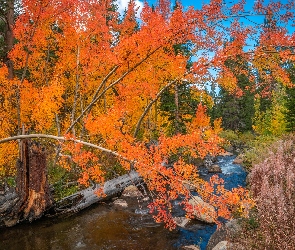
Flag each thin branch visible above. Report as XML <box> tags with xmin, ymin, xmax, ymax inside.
<box><xmin>65</xmin><ymin>45</ymin><xmax>162</xmax><ymax>134</ymax></box>
<box><xmin>65</xmin><ymin>65</ymin><xmax>119</xmax><ymax>134</ymax></box>
<box><xmin>133</xmin><ymin>79</ymin><xmax>177</xmax><ymax>138</ymax></box>
<box><xmin>92</xmin><ymin>65</ymin><xmax>119</xmax><ymax>101</ymax></box>
<box><xmin>133</xmin><ymin>69</ymin><xmax>192</xmax><ymax>138</ymax></box>
<box><xmin>71</xmin><ymin>45</ymin><xmax>81</xmax><ymax>136</ymax></box>
<box><xmin>0</xmin><ymin>134</ymin><xmax>130</xmax><ymax>162</ymax></box>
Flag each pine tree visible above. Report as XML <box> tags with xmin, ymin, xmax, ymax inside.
<box><xmin>212</xmin><ymin>58</ymin><xmax>255</xmax><ymax>131</ymax></box>
<box><xmin>284</xmin><ymin>64</ymin><xmax>295</xmax><ymax>132</ymax></box>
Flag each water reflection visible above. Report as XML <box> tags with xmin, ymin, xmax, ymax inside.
<box><xmin>0</xmin><ymin>200</ymin><xmax>180</xmax><ymax>250</ymax></box>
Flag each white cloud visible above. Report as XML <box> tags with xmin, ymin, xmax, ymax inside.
<box><xmin>116</xmin><ymin>0</ymin><xmax>144</xmax><ymax>18</ymax></box>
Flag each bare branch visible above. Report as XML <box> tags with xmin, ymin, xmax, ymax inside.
<box><xmin>65</xmin><ymin>45</ymin><xmax>162</xmax><ymax>134</ymax></box>
<box><xmin>0</xmin><ymin>134</ymin><xmax>130</xmax><ymax>162</ymax></box>
<box><xmin>133</xmin><ymin>69</ymin><xmax>192</xmax><ymax>138</ymax></box>
<box><xmin>71</xmin><ymin>45</ymin><xmax>81</xmax><ymax>136</ymax></box>
<box><xmin>133</xmin><ymin>79</ymin><xmax>177</xmax><ymax>138</ymax></box>
<box><xmin>92</xmin><ymin>65</ymin><xmax>119</xmax><ymax>101</ymax></box>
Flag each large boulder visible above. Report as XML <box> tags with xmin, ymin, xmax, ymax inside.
<box><xmin>188</xmin><ymin>196</ymin><xmax>217</xmax><ymax>223</ymax></box>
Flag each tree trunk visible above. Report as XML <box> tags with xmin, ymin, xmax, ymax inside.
<box><xmin>1</xmin><ymin>140</ymin><xmax>52</xmax><ymax>226</ymax></box>
<box><xmin>3</xmin><ymin>0</ymin><xmax>15</xmax><ymax>79</ymax></box>
<box><xmin>22</xmin><ymin>141</ymin><xmax>52</xmax><ymax>220</ymax></box>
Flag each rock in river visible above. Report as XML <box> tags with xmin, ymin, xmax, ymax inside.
<box><xmin>188</xmin><ymin>196</ymin><xmax>217</xmax><ymax>224</ymax></box>
<box><xmin>232</xmin><ymin>155</ymin><xmax>243</xmax><ymax>165</ymax></box>
<box><xmin>173</xmin><ymin>216</ymin><xmax>191</xmax><ymax>228</ymax></box>
<box><xmin>113</xmin><ymin>198</ymin><xmax>128</xmax><ymax>207</ymax></box>
<box><xmin>208</xmin><ymin>164</ymin><xmax>222</xmax><ymax>173</ymax></box>
<box><xmin>212</xmin><ymin>241</ymin><xmax>228</xmax><ymax>250</ymax></box>
<box><xmin>206</xmin><ymin>219</ymin><xmax>242</xmax><ymax>250</ymax></box>
<box><xmin>121</xmin><ymin>185</ymin><xmax>143</xmax><ymax>197</ymax></box>
<box><xmin>182</xmin><ymin>245</ymin><xmax>201</xmax><ymax>250</ymax></box>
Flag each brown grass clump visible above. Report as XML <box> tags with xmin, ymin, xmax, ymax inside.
<box><xmin>232</xmin><ymin>136</ymin><xmax>295</xmax><ymax>249</ymax></box>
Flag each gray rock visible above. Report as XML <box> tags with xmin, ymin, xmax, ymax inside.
<box><xmin>211</xmin><ymin>241</ymin><xmax>245</xmax><ymax>250</ymax></box>
<box><xmin>208</xmin><ymin>164</ymin><xmax>222</xmax><ymax>173</ymax></box>
<box><xmin>219</xmin><ymin>151</ymin><xmax>234</xmax><ymax>157</ymax></box>
<box><xmin>113</xmin><ymin>199</ymin><xmax>128</xmax><ymax>207</ymax></box>
<box><xmin>203</xmin><ymin>155</ymin><xmax>216</xmax><ymax>167</ymax></box>
<box><xmin>190</xmin><ymin>157</ymin><xmax>204</xmax><ymax>166</ymax></box>
<box><xmin>212</xmin><ymin>241</ymin><xmax>228</xmax><ymax>250</ymax></box>
<box><xmin>121</xmin><ymin>185</ymin><xmax>142</xmax><ymax>197</ymax></box>
<box><xmin>206</xmin><ymin>219</ymin><xmax>242</xmax><ymax>250</ymax></box>
<box><xmin>232</xmin><ymin>155</ymin><xmax>243</xmax><ymax>165</ymax></box>
<box><xmin>188</xmin><ymin>196</ymin><xmax>217</xmax><ymax>223</ymax></box>
<box><xmin>182</xmin><ymin>245</ymin><xmax>201</xmax><ymax>250</ymax></box>
<box><xmin>173</xmin><ymin>216</ymin><xmax>191</xmax><ymax>228</ymax></box>
<box><xmin>183</xmin><ymin>181</ymin><xmax>196</xmax><ymax>191</ymax></box>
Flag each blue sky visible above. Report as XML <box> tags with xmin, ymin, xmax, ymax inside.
<box><xmin>145</xmin><ymin>0</ymin><xmax>292</xmax><ymax>10</ymax></box>
<box><xmin>114</xmin><ymin>0</ymin><xmax>294</xmax><ymax>92</ymax></box>
<box><xmin>116</xmin><ymin>0</ymin><xmax>294</xmax><ymax>30</ymax></box>
<box><xmin>116</xmin><ymin>0</ymin><xmax>294</xmax><ymax>54</ymax></box>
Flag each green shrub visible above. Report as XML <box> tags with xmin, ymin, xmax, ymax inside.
<box><xmin>48</xmin><ymin>163</ymin><xmax>80</xmax><ymax>200</ymax></box>
<box><xmin>219</xmin><ymin>130</ymin><xmax>255</xmax><ymax>152</ymax></box>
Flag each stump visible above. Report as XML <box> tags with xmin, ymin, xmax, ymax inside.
<box><xmin>2</xmin><ymin>140</ymin><xmax>52</xmax><ymax>226</ymax></box>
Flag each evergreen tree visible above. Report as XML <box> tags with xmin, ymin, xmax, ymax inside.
<box><xmin>285</xmin><ymin>64</ymin><xmax>295</xmax><ymax>131</ymax></box>
<box><xmin>212</xmin><ymin>58</ymin><xmax>255</xmax><ymax>131</ymax></box>
<box><xmin>160</xmin><ymin>81</ymin><xmax>201</xmax><ymax>135</ymax></box>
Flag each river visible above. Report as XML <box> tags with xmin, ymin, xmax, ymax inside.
<box><xmin>0</xmin><ymin>155</ymin><xmax>246</xmax><ymax>250</ymax></box>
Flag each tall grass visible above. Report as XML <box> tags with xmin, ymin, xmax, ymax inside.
<box><xmin>249</xmin><ymin>137</ymin><xmax>295</xmax><ymax>249</ymax></box>
<box><xmin>233</xmin><ymin>136</ymin><xmax>295</xmax><ymax>249</ymax></box>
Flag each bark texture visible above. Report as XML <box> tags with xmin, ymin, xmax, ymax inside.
<box><xmin>0</xmin><ymin>140</ymin><xmax>52</xmax><ymax>226</ymax></box>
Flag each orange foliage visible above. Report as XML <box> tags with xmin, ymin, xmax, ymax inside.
<box><xmin>1</xmin><ymin>0</ymin><xmax>294</xmax><ymax>228</ymax></box>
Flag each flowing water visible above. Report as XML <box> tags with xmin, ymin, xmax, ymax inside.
<box><xmin>0</xmin><ymin>155</ymin><xmax>246</xmax><ymax>250</ymax></box>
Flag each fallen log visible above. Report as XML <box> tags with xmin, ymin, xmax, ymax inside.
<box><xmin>0</xmin><ymin>170</ymin><xmax>143</xmax><ymax>226</ymax></box>
<box><xmin>47</xmin><ymin>170</ymin><xmax>143</xmax><ymax>216</ymax></box>
<box><xmin>0</xmin><ymin>189</ymin><xmax>19</xmax><ymax>215</ymax></box>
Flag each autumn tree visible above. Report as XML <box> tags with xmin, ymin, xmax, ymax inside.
<box><xmin>0</xmin><ymin>0</ymin><xmax>294</xmax><ymax>228</ymax></box>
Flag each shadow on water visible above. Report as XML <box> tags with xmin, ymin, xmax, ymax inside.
<box><xmin>0</xmin><ymin>156</ymin><xmax>246</xmax><ymax>250</ymax></box>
